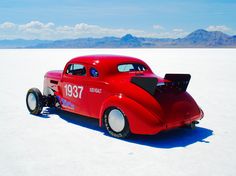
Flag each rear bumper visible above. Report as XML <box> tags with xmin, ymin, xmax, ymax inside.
<box><xmin>165</xmin><ymin>109</ymin><xmax>203</xmax><ymax>131</ymax></box>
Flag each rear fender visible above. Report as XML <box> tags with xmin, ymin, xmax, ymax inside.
<box><xmin>99</xmin><ymin>95</ymin><xmax>164</xmax><ymax>135</ymax></box>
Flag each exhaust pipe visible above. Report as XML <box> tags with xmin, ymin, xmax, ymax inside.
<box><xmin>186</xmin><ymin>121</ymin><xmax>199</xmax><ymax>129</ymax></box>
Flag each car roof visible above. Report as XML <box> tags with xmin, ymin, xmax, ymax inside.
<box><xmin>67</xmin><ymin>55</ymin><xmax>152</xmax><ymax>76</ymax></box>
<box><xmin>69</xmin><ymin>54</ymin><xmax>145</xmax><ymax>66</ymax></box>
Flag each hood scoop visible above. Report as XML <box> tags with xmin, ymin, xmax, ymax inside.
<box><xmin>131</xmin><ymin>76</ymin><xmax>158</xmax><ymax>95</ymax></box>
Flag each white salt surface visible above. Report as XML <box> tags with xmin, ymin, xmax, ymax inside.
<box><xmin>0</xmin><ymin>49</ymin><xmax>235</xmax><ymax>176</ymax></box>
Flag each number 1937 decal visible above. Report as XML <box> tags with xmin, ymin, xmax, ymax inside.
<box><xmin>64</xmin><ymin>84</ymin><xmax>84</xmax><ymax>99</ymax></box>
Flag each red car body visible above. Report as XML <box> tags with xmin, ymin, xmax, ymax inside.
<box><xmin>40</xmin><ymin>55</ymin><xmax>203</xmax><ymax>136</ymax></box>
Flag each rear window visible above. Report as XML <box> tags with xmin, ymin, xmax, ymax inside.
<box><xmin>118</xmin><ymin>63</ymin><xmax>147</xmax><ymax>72</ymax></box>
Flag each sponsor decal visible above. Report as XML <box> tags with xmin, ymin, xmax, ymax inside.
<box><xmin>89</xmin><ymin>87</ymin><xmax>102</xmax><ymax>94</ymax></box>
<box><xmin>57</xmin><ymin>96</ymin><xmax>75</xmax><ymax>109</ymax></box>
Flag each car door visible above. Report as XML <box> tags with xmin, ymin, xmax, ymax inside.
<box><xmin>61</xmin><ymin>63</ymin><xmax>89</xmax><ymax>115</ymax></box>
<box><xmin>85</xmin><ymin>66</ymin><xmax>110</xmax><ymax>118</ymax></box>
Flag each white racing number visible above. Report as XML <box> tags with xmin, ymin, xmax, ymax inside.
<box><xmin>64</xmin><ymin>84</ymin><xmax>84</xmax><ymax>99</ymax></box>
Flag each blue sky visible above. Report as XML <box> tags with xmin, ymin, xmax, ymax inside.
<box><xmin>0</xmin><ymin>0</ymin><xmax>235</xmax><ymax>39</ymax></box>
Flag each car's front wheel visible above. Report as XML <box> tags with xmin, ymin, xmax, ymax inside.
<box><xmin>104</xmin><ymin>108</ymin><xmax>130</xmax><ymax>138</ymax></box>
<box><xmin>26</xmin><ymin>88</ymin><xmax>43</xmax><ymax>115</ymax></box>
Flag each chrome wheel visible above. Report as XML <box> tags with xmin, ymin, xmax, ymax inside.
<box><xmin>27</xmin><ymin>93</ymin><xmax>37</xmax><ymax>110</ymax></box>
<box><xmin>108</xmin><ymin>109</ymin><xmax>125</xmax><ymax>132</ymax></box>
<box><xmin>26</xmin><ymin>88</ymin><xmax>43</xmax><ymax>115</ymax></box>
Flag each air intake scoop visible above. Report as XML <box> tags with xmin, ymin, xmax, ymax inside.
<box><xmin>131</xmin><ymin>76</ymin><xmax>158</xmax><ymax>95</ymax></box>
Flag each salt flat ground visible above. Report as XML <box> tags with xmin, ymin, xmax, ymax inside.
<box><xmin>0</xmin><ymin>49</ymin><xmax>235</xmax><ymax>176</ymax></box>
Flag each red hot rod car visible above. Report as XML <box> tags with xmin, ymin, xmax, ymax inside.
<box><xmin>26</xmin><ymin>55</ymin><xmax>204</xmax><ymax>138</ymax></box>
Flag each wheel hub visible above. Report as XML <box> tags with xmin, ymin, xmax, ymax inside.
<box><xmin>27</xmin><ymin>93</ymin><xmax>37</xmax><ymax>110</ymax></box>
<box><xmin>108</xmin><ymin>109</ymin><xmax>125</xmax><ymax>132</ymax></box>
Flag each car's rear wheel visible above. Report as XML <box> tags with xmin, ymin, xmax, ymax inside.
<box><xmin>104</xmin><ymin>108</ymin><xmax>130</xmax><ymax>138</ymax></box>
<box><xmin>26</xmin><ymin>88</ymin><xmax>43</xmax><ymax>115</ymax></box>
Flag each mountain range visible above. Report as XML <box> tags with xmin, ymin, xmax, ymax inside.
<box><xmin>0</xmin><ymin>29</ymin><xmax>236</xmax><ymax>48</ymax></box>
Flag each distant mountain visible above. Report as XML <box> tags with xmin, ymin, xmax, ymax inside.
<box><xmin>174</xmin><ymin>29</ymin><xmax>236</xmax><ymax>47</ymax></box>
<box><xmin>30</xmin><ymin>35</ymin><xmax>142</xmax><ymax>48</ymax></box>
<box><xmin>0</xmin><ymin>29</ymin><xmax>236</xmax><ymax>48</ymax></box>
<box><xmin>0</xmin><ymin>39</ymin><xmax>51</xmax><ymax>48</ymax></box>
<box><xmin>120</xmin><ymin>34</ymin><xmax>142</xmax><ymax>47</ymax></box>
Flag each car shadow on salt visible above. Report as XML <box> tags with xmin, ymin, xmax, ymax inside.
<box><xmin>126</xmin><ymin>127</ymin><xmax>213</xmax><ymax>148</ymax></box>
<box><xmin>41</xmin><ymin>108</ymin><xmax>213</xmax><ymax>149</ymax></box>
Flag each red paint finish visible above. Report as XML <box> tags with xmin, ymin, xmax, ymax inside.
<box><xmin>43</xmin><ymin>55</ymin><xmax>204</xmax><ymax>135</ymax></box>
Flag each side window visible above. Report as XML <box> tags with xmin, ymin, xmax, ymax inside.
<box><xmin>90</xmin><ymin>67</ymin><xmax>99</xmax><ymax>77</ymax></box>
<box><xmin>118</xmin><ymin>64</ymin><xmax>134</xmax><ymax>72</ymax></box>
<box><xmin>66</xmin><ymin>64</ymin><xmax>86</xmax><ymax>76</ymax></box>
<box><xmin>118</xmin><ymin>63</ymin><xmax>147</xmax><ymax>72</ymax></box>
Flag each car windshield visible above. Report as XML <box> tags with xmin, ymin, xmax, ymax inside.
<box><xmin>118</xmin><ymin>63</ymin><xmax>147</xmax><ymax>72</ymax></box>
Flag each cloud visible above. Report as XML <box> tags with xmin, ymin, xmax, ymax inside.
<box><xmin>152</xmin><ymin>25</ymin><xmax>188</xmax><ymax>38</ymax></box>
<box><xmin>171</xmin><ymin>28</ymin><xmax>188</xmax><ymax>38</ymax></box>
<box><xmin>150</xmin><ymin>28</ymin><xmax>188</xmax><ymax>38</ymax></box>
<box><xmin>0</xmin><ymin>22</ymin><xmax>16</xmax><ymax>29</ymax></box>
<box><xmin>206</xmin><ymin>25</ymin><xmax>231</xmax><ymax>32</ymax></box>
<box><xmin>172</xmin><ymin>28</ymin><xmax>184</xmax><ymax>32</ymax></box>
<box><xmin>0</xmin><ymin>21</ymin><xmax>149</xmax><ymax>39</ymax></box>
<box><xmin>19</xmin><ymin>21</ymin><xmax>55</xmax><ymax>33</ymax></box>
<box><xmin>68</xmin><ymin>23</ymin><xmax>147</xmax><ymax>38</ymax></box>
<box><xmin>153</xmin><ymin>25</ymin><xmax>164</xmax><ymax>30</ymax></box>
<box><xmin>0</xmin><ymin>21</ymin><xmax>190</xmax><ymax>39</ymax></box>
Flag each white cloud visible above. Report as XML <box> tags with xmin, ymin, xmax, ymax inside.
<box><xmin>0</xmin><ymin>21</ymin><xmax>192</xmax><ymax>39</ymax></box>
<box><xmin>206</xmin><ymin>25</ymin><xmax>231</xmax><ymax>32</ymax></box>
<box><xmin>0</xmin><ymin>21</ymin><xmax>149</xmax><ymax>39</ymax></box>
<box><xmin>171</xmin><ymin>28</ymin><xmax>188</xmax><ymax>38</ymax></box>
<box><xmin>19</xmin><ymin>21</ymin><xmax>55</xmax><ymax>33</ymax></box>
<box><xmin>173</xmin><ymin>28</ymin><xmax>184</xmax><ymax>32</ymax></box>
<box><xmin>71</xmin><ymin>23</ymin><xmax>148</xmax><ymax>38</ymax></box>
<box><xmin>153</xmin><ymin>25</ymin><xmax>164</xmax><ymax>30</ymax></box>
<box><xmin>0</xmin><ymin>22</ymin><xmax>16</xmax><ymax>29</ymax></box>
<box><xmin>149</xmin><ymin>28</ymin><xmax>188</xmax><ymax>38</ymax></box>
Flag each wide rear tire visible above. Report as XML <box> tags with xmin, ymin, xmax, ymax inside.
<box><xmin>104</xmin><ymin>108</ymin><xmax>130</xmax><ymax>138</ymax></box>
<box><xmin>26</xmin><ymin>88</ymin><xmax>43</xmax><ymax>115</ymax></box>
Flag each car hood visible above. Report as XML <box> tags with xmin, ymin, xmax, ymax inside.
<box><xmin>44</xmin><ymin>70</ymin><xmax>63</xmax><ymax>80</ymax></box>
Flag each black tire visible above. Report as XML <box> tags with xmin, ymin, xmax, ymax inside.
<box><xmin>26</xmin><ymin>88</ymin><xmax>43</xmax><ymax>115</ymax></box>
<box><xmin>104</xmin><ymin>107</ymin><xmax>130</xmax><ymax>138</ymax></box>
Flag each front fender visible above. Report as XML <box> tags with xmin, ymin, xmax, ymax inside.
<box><xmin>99</xmin><ymin>94</ymin><xmax>164</xmax><ymax>135</ymax></box>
